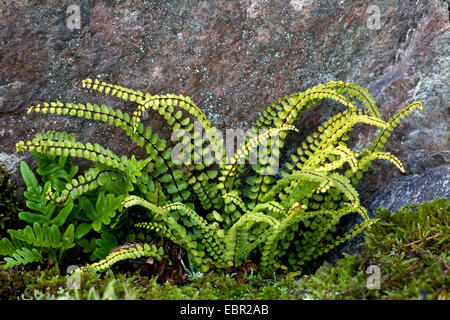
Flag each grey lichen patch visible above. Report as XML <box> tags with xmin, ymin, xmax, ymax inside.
<box><xmin>0</xmin><ymin>153</ymin><xmax>24</xmax><ymax>174</ymax></box>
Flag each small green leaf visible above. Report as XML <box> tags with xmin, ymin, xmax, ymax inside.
<box><xmin>75</xmin><ymin>223</ymin><xmax>92</xmax><ymax>240</ymax></box>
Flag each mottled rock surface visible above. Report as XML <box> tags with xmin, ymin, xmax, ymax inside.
<box><xmin>366</xmin><ymin>164</ymin><xmax>450</xmax><ymax>214</ymax></box>
<box><xmin>0</xmin><ymin>1</ymin><xmax>448</xmax><ymax>257</ymax></box>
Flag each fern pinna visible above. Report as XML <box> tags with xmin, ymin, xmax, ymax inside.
<box><xmin>2</xmin><ymin>78</ymin><xmax>422</xmax><ymax>274</ymax></box>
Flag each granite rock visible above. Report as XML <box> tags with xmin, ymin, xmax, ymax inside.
<box><xmin>365</xmin><ymin>164</ymin><xmax>450</xmax><ymax>215</ymax></box>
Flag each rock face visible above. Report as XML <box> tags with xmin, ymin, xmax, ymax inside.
<box><xmin>366</xmin><ymin>164</ymin><xmax>450</xmax><ymax>214</ymax></box>
<box><xmin>0</xmin><ymin>1</ymin><xmax>448</xmax><ymax>254</ymax></box>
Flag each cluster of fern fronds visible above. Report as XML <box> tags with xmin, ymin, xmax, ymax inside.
<box><xmin>1</xmin><ymin>78</ymin><xmax>422</xmax><ymax>274</ymax></box>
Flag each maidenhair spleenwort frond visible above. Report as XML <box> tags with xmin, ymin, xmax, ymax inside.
<box><xmin>282</xmin><ymin>109</ymin><xmax>387</xmax><ymax>177</ymax></box>
<box><xmin>253</xmin><ymin>201</ymin><xmax>288</xmax><ymax>218</ymax></box>
<box><xmin>370</xmin><ymin>101</ymin><xmax>423</xmax><ymax>154</ymax></box>
<box><xmin>309</xmin><ymin>112</ymin><xmax>388</xmax><ymax>154</ymax></box>
<box><xmin>296</xmin><ymin>218</ymin><xmax>379</xmax><ymax>266</ymax></box>
<box><xmin>247</xmin><ymin>83</ymin><xmax>361</xmax><ymax>185</ymax></box>
<box><xmin>263</xmin><ymin>170</ymin><xmax>360</xmax><ymax>206</ymax></box>
<box><xmin>359</xmin><ymin>102</ymin><xmax>423</xmax><ymax>169</ymax></box>
<box><xmin>16</xmin><ymin>130</ymin><xmax>129</xmax><ymax>205</ymax></box>
<box><xmin>343</xmin><ymin>101</ymin><xmax>422</xmax><ymax>184</ymax></box>
<box><xmin>232</xmin><ymin>125</ymin><xmax>299</xmax><ymax>166</ymax></box>
<box><xmin>302</xmin><ymin>145</ymin><xmax>359</xmax><ymax>173</ymax></box>
<box><xmin>222</xmin><ymin>192</ymin><xmax>248</xmax><ymax>213</ymax></box>
<box><xmin>122</xmin><ymin>196</ymin><xmax>228</xmax><ymax>267</ymax></box>
<box><xmin>134</xmin><ymin>221</ymin><xmax>177</xmax><ymax>242</ymax></box>
<box><xmin>79</xmin><ymin>242</ymin><xmax>165</xmax><ymax>273</ymax></box>
<box><xmin>82</xmin><ymin>78</ymin><xmax>226</xmax><ymax>165</ymax></box>
<box><xmin>253</xmin><ymin>83</ymin><xmax>358</xmax><ymax>133</ymax></box>
<box><xmin>243</xmin><ymin>100</ymin><xmax>381</xmax><ymax>211</ymax></box>
<box><xmin>357</xmin><ymin>152</ymin><xmax>405</xmax><ymax>173</ymax></box>
<box><xmin>311</xmin><ymin>205</ymin><xmax>370</xmax><ymax>244</ymax></box>
<box><xmin>218</xmin><ymin>125</ymin><xmax>298</xmax><ymax>192</ymax></box>
<box><xmin>226</xmin><ymin>211</ymin><xmax>280</xmax><ymax>266</ymax></box>
<box><xmin>24</xmin><ymin>100</ymin><xmax>168</xmax><ymax>166</ymax></box>
<box><xmin>21</xmin><ymin>98</ymin><xmax>189</xmax><ymax>202</ymax></box>
<box><xmin>260</xmin><ymin>203</ymin><xmax>373</xmax><ymax>270</ymax></box>
<box><xmin>188</xmin><ymin>171</ymin><xmax>222</xmax><ymax>211</ymax></box>
<box><xmin>259</xmin><ymin>204</ymin><xmax>321</xmax><ymax>270</ymax></box>
<box><xmin>16</xmin><ymin>131</ymin><xmax>126</xmax><ymax>171</ymax></box>
<box><xmin>16</xmin><ymin>132</ymin><xmax>129</xmax><ymax>205</ymax></box>
<box><xmin>45</xmin><ymin>168</ymin><xmax>116</xmax><ymax>205</ymax></box>
<box><xmin>14</xmin><ymin>78</ymin><xmax>422</xmax><ymax>274</ymax></box>
<box><xmin>277</xmin><ymin>110</ymin><xmax>390</xmax><ymax>201</ymax></box>
<box><xmin>322</xmin><ymin>80</ymin><xmax>382</xmax><ymax>119</ymax></box>
<box><xmin>162</xmin><ymin>202</ymin><xmax>228</xmax><ymax>265</ymax></box>
<box><xmin>81</xmin><ymin>79</ymin><xmax>145</xmax><ymax>103</ymax></box>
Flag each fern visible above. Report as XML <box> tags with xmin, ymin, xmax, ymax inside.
<box><xmin>8</xmin><ymin>222</ymin><xmax>74</xmax><ymax>250</ymax></box>
<box><xmin>80</xmin><ymin>242</ymin><xmax>166</xmax><ymax>273</ymax></box>
<box><xmin>9</xmin><ymin>79</ymin><xmax>422</xmax><ymax>275</ymax></box>
<box><xmin>0</xmin><ymin>222</ymin><xmax>75</xmax><ymax>269</ymax></box>
<box><xmin>3</xmin><ymin>247</ymin><xmax>42</xmax><ymax>269</ymax></box>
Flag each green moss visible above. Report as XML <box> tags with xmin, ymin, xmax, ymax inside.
<box><xmin>293</xmin><ymin>197</ymin><xmax>449</xmax><ymax>300</ymax></box>
<box><xmin>0</xmin><ymin>166</ymin><xmax>17</xmax><ymax>233</ymax></box>
<box><xmin>134</xmin><ymin>274</ymin><xmax>296</xmax><ymax>300</ymax></box>
<box><xmin>1</xmin><ymin>198</ymin><xmax>448</xmax><ymax>300</ymax></box>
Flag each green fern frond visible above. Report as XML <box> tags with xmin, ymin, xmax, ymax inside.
<box><xmin>226</xmin><ymin>211</ymin><xmax>280</xmax><ymax>266</ymax></box>
<box><xmin>82</xmin><ymin>78</ymin><xmax>226</xmax><ymax>165</ymax></box>
<box><xmin>16</xmin><ymin>133</ymin><xmax>125</xmax><ymax>171</ymax></box>
<box><xmin>25</xmin><ymin>99</ymin><xmax>191</xmax><ymax>202</ymax></box>
<box><xmin>259</xmin><ymin>204</ymin><xmax>320</xmax><ymax>270</ymax></box>
<box><xmin>123</xmin><ymin>196</ymin><xmax>227</xmax><ymax>267</ymax></box>
<box><xmin>82</xmin><ymin>78</ymin><xmax>145</xmax><ymax>103</ymax></box>
<box><xmin>222</xmin><ymin>192</ymin><xmax>248</xmax><ymax>213</ymax></box>
<box><xmin>3</xmin><ymin>247</ymin><xmax>42</xmax><ymax>269</ymax></box>
<box><xmin>134</xmin><ymin>221</ymin><xmax>176</xmax><ymax>242</ymax></box>
<box><xmin>368</xmin><ymin>101</ymin><xmax>422</xmax><ymax>155</ymax></box>
<box><xmin>80</xmin><ymin>242</ymin><xmax>165</xmax><ymax>273</ymax></box>
<box><xmin>162</xmin><ymin>202</ymin><xmax>228</xmax><ymax>265</ymax></box>
<box><xmin>323</xmin><ymin>80</ymin><xmax>382</xmax><ymax>119</ymax></box>
<box><xmin>15</xmin><ymin>79</ymin><xmax>423</xmax><ymax>275</ymax></box>
<box><xmin>297</xmin><ymin>218</ymin><xmax>378</xmax><ymax>266</ymax></box>
<box><xmin>219</xmin><ymin>125</ymin><xmax>298</xmax><ymax>192</ymax></box>
<box><xmin>253</xmin><ymin>201</ymin><xmax>287</xmax><ymax>218</ymax></box>
<box><xmin>264</xmin><ymin>170</ymin><xmax>359</xmax><ymax>206</ymax></box>
<box><xmin>7</xmin><ymin>222</ymin><xmax>74</xmax><ymax>250</ymax></box>
<box><xmin>188</xmin><ymin>171</ymin><xmax>222</xmax><ymax>210</ymax></box>
<box><xmin>0</xmin><ymin>238</ymin><xmax>17</xmax><ymax>256</ymax></box>
<box><xmin>357</xmin><ymin>151</ymin><xmax>405</xmax><ymax>173</ymax></box>
<box><xmin>0</xmin><ymin>223</ymin><xmax>74</xmax><ymax>269</ymax></box>
<box><xmin>45</xmin><ymin>168</ymin><xmax>116</xmax><ymax>205</ymax></box>
<box><xmin>254</xmin><ymin>83</ymin><xmax>357</xmax><ymax>132</ymax></box>
<box><xmin>346</xmin><ymin>101</ymin><xmax>422</xmax><ymax>184</ymax></box>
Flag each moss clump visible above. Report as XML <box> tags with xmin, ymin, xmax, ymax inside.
<box><xmin>0</xmin><ymin>166</ymin><xmax>17</xmax><ymax>234</ymax></box>
<box><xmin>293</xmin><ymin>197</ymin><xmax>449</xmax><ymax>299</ymax></box>
<box><xmin>16</xmin><ymin>269</ymin><xmax>301</xmax><ymax>300</ymax></box>
<box><xmin>23</xmin><ymin>268</ymin><xmax>141</xmax><ymax>300</ymax></box>
<box><xmin>1</xmin><ymin>198</ymin><xmax>448</xmax><ymax>300</ymax></box>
